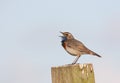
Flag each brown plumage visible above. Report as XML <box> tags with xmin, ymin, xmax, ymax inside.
<box><xmin>60</xmin><ymin>32</ymin><xmax>101</xmax><ymax>64</ymax></box>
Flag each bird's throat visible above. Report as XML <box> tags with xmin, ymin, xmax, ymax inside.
<box><xmin>61</xmin><ymin>36</ymin><xmax>67</xmax><ymax>50</ymax></box>
<box><xmin>61</xmin><ymin>36</ymin><xmax>67</xmax><ymax>43</ymax></box>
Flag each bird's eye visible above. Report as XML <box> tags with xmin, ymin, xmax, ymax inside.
<box><xmin>65</xmin><ymin>34</ymin><xmax>68</xmax><ymax>36</ymax></box>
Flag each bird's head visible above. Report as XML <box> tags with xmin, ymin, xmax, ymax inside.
<box><xmin>60</xmin><ymin>32</ymin><xmax>74</xmax><ymax>39</ymax></box>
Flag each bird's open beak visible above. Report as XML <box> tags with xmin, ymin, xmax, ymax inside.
<box><xmin>59</xmin><ymin>35</ymin><xmax>62</xmax><ymax>37</ymax></box>
<box><xmin>60</xmin><ymin>31</ymin><xmax>64</xmax><ymax>34</ymax></box>
<box><xmin>59</xmin><ymin>31</ymin><xmax>64</xmax><ymax>37</ymax></box>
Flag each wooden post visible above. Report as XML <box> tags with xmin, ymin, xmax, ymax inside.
<box><xmin>51</xmin><ymin>63</ymin><xmax>95</xmax><ymax>83</ymax></box>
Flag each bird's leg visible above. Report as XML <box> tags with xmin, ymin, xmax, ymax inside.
<box><xmin>72</xmin><ymin>55</ymin><xmax>80</xmax><ymax>64</ymax></box>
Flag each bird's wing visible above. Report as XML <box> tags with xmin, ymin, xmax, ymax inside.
<box><xmin>66</xmin><ymin>39</ymin><xmax>101</xmax><ymax>57</ymax></box>
<box><xmin>67</xmin><ymin>39</ymin><xmax>90</xmax><ymax>53</ymax></box>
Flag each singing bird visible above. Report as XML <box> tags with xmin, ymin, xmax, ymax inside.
<box><xmin>60</xmin><ymin>32</ymin><xmax>101</xmax><ymax>64</ymax></box>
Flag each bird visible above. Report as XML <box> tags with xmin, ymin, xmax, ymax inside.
<box><xmin>60</xmin><ymin>32</ymin><xmax>101</xmax><ymax>64</ymax></box>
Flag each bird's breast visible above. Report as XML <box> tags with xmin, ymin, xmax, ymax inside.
<box><xmin>62</xmin><ymin>42</ymin><xmax>67</xmax><ymax>50</ymax></box>
<box><xmin>65</xmin><ymin>46</ymin><xmax>80</xmax><ymax>56</ymax></box>
<box><xmin>61</xmin><ymin>39</ymin><xmax>82</xmax><ymax>56</ymax></box>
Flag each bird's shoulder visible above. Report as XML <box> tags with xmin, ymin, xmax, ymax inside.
<box><xmin>66</xmin><ymin>39</ymin><xmax>89</xmax><ymax>51</ymax></box>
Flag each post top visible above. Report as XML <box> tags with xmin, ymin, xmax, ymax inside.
<box><xmin>51</xmin><ymin>63</ymin><xmax>93</xmax><ymax>69</ymax></box>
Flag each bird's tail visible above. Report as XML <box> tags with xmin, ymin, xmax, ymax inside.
<box><xmin>89</xmin><ymin>50</ymin><xmax>102</xmax><ymax>58</ymax></box>
<box><xmin>93</xmin><ymin>52</ymin><xmax>102</xmax><ymax>57</ymax></box>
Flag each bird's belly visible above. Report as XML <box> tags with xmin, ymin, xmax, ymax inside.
<box><xmin>65</xmin><ymin>47</ymin><xmax>80</xmax><ymax>56</ymax></box>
